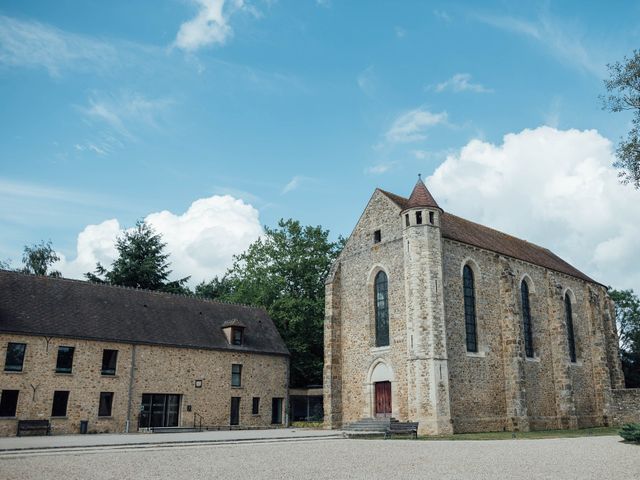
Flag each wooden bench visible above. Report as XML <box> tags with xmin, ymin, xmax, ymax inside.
<box><xmin>17</xmin><ymin>420</ymin><xmax>51</xmax><ymax>436</ymax></box>
<box><xmin>384</xmin><ymin>421</ymin><xmax>419</xmax><ymax>439</ymax></box>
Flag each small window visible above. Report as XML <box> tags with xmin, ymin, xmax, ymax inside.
<box><xmin>101</xmin><ymin>350</ymin><xmax>118</xmax><ymax>375</ymax></box>
<box><xmin>231</xmin><ymin>364</ymin><xmax>242</xmax><ymax>387</ymax></box>
<box><xmin>429</xmin><ymin>212</ymin><xmax>435</xmax><ymax>225</ymax></box>
<box><xmin>4</xmin><ymin>343</ymin><xmax>26</xmax><ymax>372</ymax></box>
<box><xmin>55</xmin><ymin>346</ymin><xmax>75</xmax><ymax>374</ymax></box>
<box><xmin>463</xmin><ymin>265</ymin><xmax>478</xmax><ymax>353</ymax></box>
<box><xmin>565</xmin><ymin>294</ymin><xmax>577</xmax><ymax>363</ymax></box>
<box><xmin>374</xmin><ymin>271</ymin><xmax>390</xmax><ymax>347</ymax></box>
<box><xmin>252</xmin><ymin>397</ymin><xmax>260</xmax><ymax>415</ymax></box>
<box><xmin>405</xmin><ymin>214</ymin><xmax>410</xmax><ymax>227</ymax></box>
<box><xmin>416</xmin><ymin>211</ymin><xmax>423</xmax><ymax>225</ymax></box>
<box><xmin>271</xmin><ymin>397</ymin><xmax>283</xmax><ymax>424</ymax></box>
<box><xmin>232</xmin><ymin>328</ymin><xmax>243</xmax><ymax>346</ymax></box>
<box><xmin>373</xmin><ymin>229</ymin><xmax>381</xmax><ymax>244</ymax></box>
<box><xmin>98</xmin><ymin>392</ymin><xmax>114</xmax><ymax>417</ymax></box>
<box><xmin>51</xmin><ymin>390</ymin><xmax>70</xmax><ymax>417</ymax></box>
<box><xmin>0</xmin><ymin>390</ymin><xmax>19</xmax><ymax>417</ymax></box>
<box><xmin>521</xmin><ymin>281</ymin><xmax>534</xmax><ymax>358</ymax></box>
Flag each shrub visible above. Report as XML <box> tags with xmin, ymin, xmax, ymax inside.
<box><xmin>619</xmin><ymin>423</ymin><xmax>640</xmax><ymax>443</ymax></box>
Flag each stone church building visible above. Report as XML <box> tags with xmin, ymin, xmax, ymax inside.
<box><xmin>324</xmin><ymin>178</ymin><xmax>637</xmax><ymax>435</ymax></box>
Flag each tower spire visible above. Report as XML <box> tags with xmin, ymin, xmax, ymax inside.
<box><xmin>406</xmin><ymin>176</ymin><xmax>440</xmax><ymax>210</ymax></box>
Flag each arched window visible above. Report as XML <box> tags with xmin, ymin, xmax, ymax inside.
<box><xmin>462</xmin><ymin>265</ymin><xmax>478</xmax><ymax>352</ymax></box>
<box><xmin>521</xmin><ymin>280</ymin><xmax>534</xmax><ymax>358</ymax></box>
<box><xmin>565</xmin><ymin>294</ymin><xmax>577</xmax><ymax>362</ymax></box>
<box><xmin>374</xmin><ymin>271</ymin><xmax>390</xmax><ymax>347</ymax></box>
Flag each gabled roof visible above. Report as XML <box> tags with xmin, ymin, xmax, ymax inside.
<box><xmin>0</xmin><ymin>270</ymin><xmax>289</xmax><ymax>356</ymax></box>
<box><xmin>379</xmin><ymin>189</ymin><xmax>597</xmax><ymax>284</ymax></box>
<box><xmin>405</xmin><ymin>178</ymin><xmax>441</xmax><ymax>210</ymax></box>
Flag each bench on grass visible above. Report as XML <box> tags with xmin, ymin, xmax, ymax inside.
<box><xmin>384</xmin><ymin>421</ymin><xmax>419</xmax><ymax>439</ymax></box>
<box><xmin>17</xmin><ymin>419</ymin><xmax>51</xmax><ymax>436</ymax></box>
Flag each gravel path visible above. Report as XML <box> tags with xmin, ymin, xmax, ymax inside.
<box><xmin>1</xmin><ymin>435</ymin><xmax>638</xmax><ymax>480</ymax></box>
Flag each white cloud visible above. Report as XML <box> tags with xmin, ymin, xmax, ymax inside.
<box><xmin>427</xmin><ymin>126</ymin><xmax>640</xmax><ymax>293</ymax></box>
<box><xmin>434</xmin><ymin>73</ymin><xmax>492</xmax><ymax>93</ymax></box>
<box><xmin>395</xmin><ymin>26</ymin><xmax>406</xmax><ymax>38</ymax></box>
<box><xmin>433</xmin><ymin>10</ymin><xmax>451</xmax><ymax>22</ymax></box>
<box><xmin>385</xmin><ymin>108</ymin><xmax>448</xmax><ymax>143</ymax></box>
<box><xmin>357</xmin><ymin>65</ymin><xmax>376</xmax><ymax>96</ymax></box>
<box><xmin>0</xmin><ymin>15</ymin><xmax>117</xmax><ymax>76</ymax></box>
<box><xmin>365</xmin><ymin>163</ymin><xmax>395</xmax><ymax>175</ymax></box>
<box><xmin>57</xmin><ymin>195</ymin><xmax>263</xmax><ymax>286</ymax></box>
<box><xmin>174</xmin><ymin>0</ymin><xmax>250</xmax><ymax>52</ymax></box>
<box><xmin>316</xmin><ymin>0</ymin><xmax>331</xmax><ymax>8</ymax></box>
<box><xmin>474</xmin><ymin>12</ymin><xmax>605</xmax><ymax>76</ymax></box>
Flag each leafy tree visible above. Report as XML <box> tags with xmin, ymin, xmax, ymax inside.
<box><xmin>609</xmin><ymin>288</ymin><xmax>640</xmax><ymax>387</ymax></box>
<box><xmin>198</xmin><ymin>219</ymin><xmax>344</xmax><ymax>387</ymax></box>
<box><xmin>21</xmin><ymin>240</ymin><xmax>61</xmax><ymax>277</ymax></box>
<box><xmin>602</xmin><ymin>50</ymin><xmax>640</xmax><ymax>188</ymax></box>
<box><xmin>0</xmin><ymin>259</ymin><xmax>11</xmax><ymax>270</ymax></box>
<box><xmin>86</xmin><ymin>220</ymin><xmax>190</xmax><ymax>294</ymax></box>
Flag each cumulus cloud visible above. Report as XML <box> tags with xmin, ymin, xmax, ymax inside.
<box><xmin>57</xmin><ymin>195</ymin><xmax>263</xmax><ymax>287</ymax></box>
<box><xmin>385</xmin><ymin>108</ymin><xmax>448</xmax><ymax>143</ymax></box>
<box><xmin>174</xmin><ymin>0</ymin><xmax>251</xmax><ymax>52</ymax></box>
<box><xmin>434</xmin><ymin>73</ymin><xmax>492</xmax><ymax>93</ymax></box>
<box><xmin>427</xmin><ymin>126</ymin><xmax>640</xmax><ymax>293</ymax></box>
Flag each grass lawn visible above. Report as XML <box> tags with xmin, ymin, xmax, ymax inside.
<box><xmin>418</xmin><ymin>426</ymin><xmax>621</xmax><ymax>441</ymax></box>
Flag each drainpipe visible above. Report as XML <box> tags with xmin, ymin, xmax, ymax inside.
<box><xmin>125</xmin><ymin>344</ymin><xmax>137</xmax><ymax>433</ymax></box>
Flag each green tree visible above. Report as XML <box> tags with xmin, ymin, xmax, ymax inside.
<box><xmin>197</xmin><ymin>219</ymin><xmax>344</xmax><ymax>387</ymax></box>
<box><xmin>602</xmin><ymin>50</ymin><xmax>640</xmax><ymax>188</ymax></box>
<box><xmin>21</xmin><ymin>240</ymin><xmax>61</xmax><ymax>277</ymax></box>
<box><xmin>86</xmin><ymin>220</ymin><xmax>190</xmax><ymax>294</ymax></box>
<box><xmin>609</xmin><ymin>288</ymin><xmax>640</xmax><ymax>387</ymax></box>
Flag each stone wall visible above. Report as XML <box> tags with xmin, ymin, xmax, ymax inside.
<box><xmin>0</xmin><ymin>334</ymin><xmax>288</xmax><ymax>436</ymax></box>
<box><xmin>609</xmin><ymin>389</ymin><xmax>640</xmax><ymax>425</ymax></box>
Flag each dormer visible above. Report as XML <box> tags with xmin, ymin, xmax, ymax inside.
<box><xmin>402</xmin><ymin>175</ymin><xmax>442</xmax><ymax>228</ymax></box>
<box><xmin>222</xmin><ymin>318</ymin><xmax>246</xmax><ymax>346</ymax></box>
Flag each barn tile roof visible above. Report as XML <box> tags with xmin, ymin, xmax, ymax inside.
<box><xmin>0</xmin><ymin>270</ymin><xmax>289</xmax><ymax>356</ymax></box>
<box><xmin>379</xmin><ymin>188</ymin><xmax>598</xmax><ymax>285</ymax></box>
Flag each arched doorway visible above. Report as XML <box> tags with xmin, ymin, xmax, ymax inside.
<box><xmin>369</xmin><ymin>361</ymin><xmax>393</xmax><ymax>418</ymax></box>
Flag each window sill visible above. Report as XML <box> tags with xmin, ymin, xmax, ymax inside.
<box><xmin>0</xmin><ymin>416</ymin><xmax>17</xmax><ymax>420</ymax></box>
<box><xmin>465</xmin><ymin>351</ymin><xmax>486</xmax><ymax>358</ymax></box>
<box><xmin>100</xmin><ymin>374</ymin><xmax>117</xmax><ymax>378</ymax></box>
<box><xmin>525</xmin><ymin>356</ymin><xmax>541</xmax><ymax>363</ymax></box>
<box><xmin>231</xmin><ymin>386</ymin><xmax>244</xmax><ymax>389</ymax></box>
<box><xmin>569</xmin><ymin>360</ymin><xmax>583</xmax><ymax>367</ymax></box>
<box><xmin>54</xmin><ymin>372</ymin><xmax>73</xmax><ymax>376</ymax></box>
<box><xmin>50</xmin><ymin>416</ymin><xmax>68</xmax><ymax>420</ymax></box>
<box><xmin>3</xmin><ymin>370</ymin><xmax>24</xmax><ymax>374</ymax></box>
<box><xmin>252</xmin><ymin>414</ymin><xmax>260</xmax><ymax>417</ymax></box>
<box><xmin>97</xmin><ymin>416</ymin><xmax>114</xmax><ymax>420</ymax></box>
<box><xmin>370</xmin><ymin>346</ymin><xmax>391</xmax><ymax>354</ymax></box>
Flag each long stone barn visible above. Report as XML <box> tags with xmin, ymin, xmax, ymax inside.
<box><xmin>324</xmin><ymin>177</ymin><xmax>640</xmax><ymax>436</ymax></box>
<box><xmin>0</xmin><ymin>270</ymin><xmax>289</xmax><ymax>436</ymax></box>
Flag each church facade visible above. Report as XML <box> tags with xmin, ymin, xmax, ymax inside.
<box><xmin>324</xmin><ymin>178</ymin><xmax>634</xmax><ymax>435</ymax></box>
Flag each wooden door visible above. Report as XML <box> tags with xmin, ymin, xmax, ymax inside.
<box><xmin>230</xmin><ymin>397</ymin><xmax>241</xmax><ymax>426</ymax></box>
<box><xmin>375</xmin><ymin>381</ymin><xmax>392</xmax><ymax>417</ymax></box>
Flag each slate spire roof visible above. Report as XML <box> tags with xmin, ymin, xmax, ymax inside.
<box><xmin>405</xmin><ymin>175</ymin><xmax>441</xmax><ymax>210</ymax></box>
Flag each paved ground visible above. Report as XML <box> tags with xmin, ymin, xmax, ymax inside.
<box><xmin>1</xmin><ymin>434</ymin><xmax>638</xmax><ymax>480</ymax></box>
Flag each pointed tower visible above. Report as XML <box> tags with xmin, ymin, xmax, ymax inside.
<box><xmin>401</xmin><ymin>176</ymin><xmax>452</xmax><ymax>435</ymax></box>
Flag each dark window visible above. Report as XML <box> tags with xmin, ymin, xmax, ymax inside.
<box><xmin>565</xmin><ymin>294</ymin><xmax>577</xmax><ymax>363</ymax></box>
<box><xmin>463</xmin><ymin>265</ymin><xmax>478</xmax><ymax>353</ymax></box>
<box><xmin>373</xmin><ymin>229</ymin><xmax>381</xmax><ymax>244</ymax></box>
<box><xmin>232</xmin><ymin>328</ymin><xmax>243</xmax><ymax>346</ymax></box>
<box><xmin>416</xmin><ymin>211</ymin><xmax>423</xmax><ymax>225</ymax></box>
<box><xmin>231</xmin><ymin>364</ymin><xmax>242</xmax><ymax>387</ymax></box>
<box><xmin>0</xmin><ymin>390</ymin><xmax>19</xmax><ymax>417</ymax></box>
<box><xmin>521</xmin><ymin>280</ymin><xmax>534</xmax><ymax>358</ymax></box>
<box><xmin>405</xmin><ymin>214</ymin><xmax>410</xmax><ymax>227</ymax></box>
<box><xmin>98</xmin><ymin>392</ymin><xmax>114</xmax><ymax>417</ymax></box>
<box><xmin>4</xmin><ymin>343</ymin><xmax>26</xmax><ymax>372</ymax></box>
<box><xmin>429</xmin><ymin>212</ymin><xmax>435</xmax><ymax>224</ymax></box>
<box><xmin>374</xmin><ymin>271</ymin><xmax>390</xmax><ymax>347</ymax></box>
<box><xmin>55</xmin><ymin>346</ymin><xmax>75</xmax><ymax>373</ymax></box>
<box><xmin>230</xmin><ymin>397</ymin><xmax>241</xmax><ymax>425</ymax></box>
<box><xmin>101</xmin><ymin>350</ymin><xmax>118</xmax><ymax>375</ymax></box>
<box><xmin>138</xmin><ymin>394</ymin><xmax>180</xmax><ymax>428</ymax></box>
<box><xmin>51</xmin><ymin>390</ymin><xmax>70</xmax><ymax>417</ymax></box>
<box><xmin>271</xmin><ymin>397</ymin><xmax>283</xmax><ymax>424</ymax></box>
<box><xmin>252</xmin><ymin>397</ymin><xmax>260</xmax><ymax>415</ymax></box>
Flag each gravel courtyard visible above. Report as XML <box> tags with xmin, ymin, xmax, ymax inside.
<box><xmin>2</xmin><ymin>435</ymin><xmax>639</xmax><ymax>480</ymax></box>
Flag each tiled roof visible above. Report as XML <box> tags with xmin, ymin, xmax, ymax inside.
<box><xmin>406</xmin><ymin>179</ymin><xmax>441</xmax><ymax>210</ymax></box>
<box><xmin>379</xmin><ymin>189</ymin><xmax>597</xmax><ymax>284</ymax></box>
<box><xmin>0</xmin><ymin>270</ymin><xmax>289</xmax><ymax>356</ymax></box>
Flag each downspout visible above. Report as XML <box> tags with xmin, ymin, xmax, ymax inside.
<box><xmin>125</xmin><ymin>344</ymin><xmax>137</xmax><ymax>433</ymax></box>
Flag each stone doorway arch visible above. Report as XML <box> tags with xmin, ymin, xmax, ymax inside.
<box><xmin>365</xmin><ymin>359</ymin><xmax>395</xmax><ymax>418</ymax></box>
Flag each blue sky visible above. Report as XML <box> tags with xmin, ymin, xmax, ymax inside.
<box><xmin>1</xmin><ymin>1</ymin><xmax>640</xmax><ymax>290</ymax></box>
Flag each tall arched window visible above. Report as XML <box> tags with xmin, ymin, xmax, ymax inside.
<box><xmin>521</xmin><ymin>280</ymin><xmax>534</xmax><ymax>358</ymax></box>
<box><xmin>462</xmin><ymin>265</ymin><xmax>478</xmax><ymax>352</ymax></box>
<box><xmin>565</xmin><ymin>294</ymin><xmax>577</xmax><ymax>362</ymax></box>
<box><xmin>374</xmin><ymin>271</ymin><xmax>390</xmax><ymax>347</ymax></box>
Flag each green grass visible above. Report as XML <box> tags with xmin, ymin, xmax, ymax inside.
<box><xmin>291</xmin><ymin>421</ymin><xmax>324</xmax><ymax>429</ymax></box>
<box><xmin>417</xmin><ymin>426</ymin><xmax>620</xmax><ymax>441</ymax></box>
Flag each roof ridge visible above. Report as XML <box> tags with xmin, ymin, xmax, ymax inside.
<box><xmin>0</xmin><ymin>269</ymin><xmax>257</xmax><ymax>310</ymax></box>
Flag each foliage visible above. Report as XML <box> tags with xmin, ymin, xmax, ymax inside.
<box><xmin>197</xmin><ymin>219</ymin><xmax>344</xmax><ymax>387</ymax></box>
<box><xmin>609</xmin><ymin>288</ymin><xmax>640</xmax><ymax>387</ymax></box>
<box><xmin>85</xmin><ymin>220</ymin><xmax>190</xmax><ymax>294</ymax></box>
<box><xmin>602</xmin><ymin>50</ymin><xmax>640</xmax><ymax>188</ymax></box>
<box><xmin>0</xmin><ymin>259</ymin><xmax>11</xmax><ymax>270</ymax></box>
<box><xmin>619</xmin><ymin>423</ymin><xmax>640</xmax><ymax>443</ymax></box>
<box><xmin>21</xmin><ymin>240</ymin><xmax>61</xmax><ymax>277</ymax></box>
